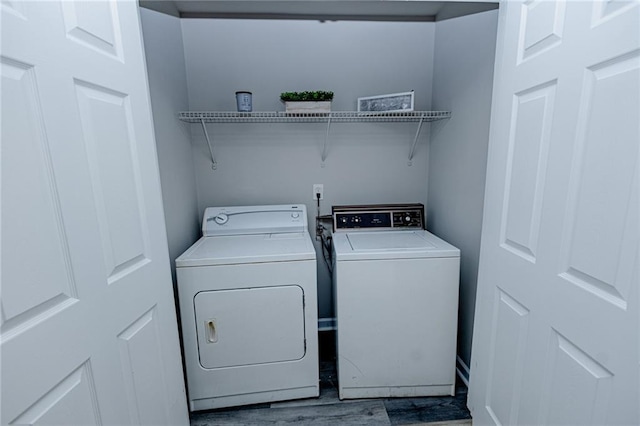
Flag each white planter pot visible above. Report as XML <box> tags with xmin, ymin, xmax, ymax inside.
<box><xmin>284</xmin><ymin>101</ymin><xmax>332</xmax><ymax>113</ymax></box>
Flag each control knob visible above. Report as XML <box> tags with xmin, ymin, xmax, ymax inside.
<box><xmin>214</xmin><ymin>214</ymin><xmax>228</xmax><ymax>225</ymax></box>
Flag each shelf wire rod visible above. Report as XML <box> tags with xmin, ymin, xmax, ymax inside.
<box><xmin>407</xmin><ymin>115</ymin><xmax>426</xmax><ymax>165</ymax></box>
<box><xmin>321</xmin><ymin>115</ymin><xmax>332</xmax><ymax>165</ymax></box>
<box><xmin>200</xmin><ymin>119</ymin><xmax>217</xmax><ymax>170</ymax></box>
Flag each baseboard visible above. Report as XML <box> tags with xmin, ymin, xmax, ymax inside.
<box><xmin>318</xmin><ymin>317</ymin><xmax>336</xmax><ymax>331</ymax></box>
<box><xmin>456</xmin><ymin>355</ymin><xmax>470</xmax><ymax>388</ymax></box>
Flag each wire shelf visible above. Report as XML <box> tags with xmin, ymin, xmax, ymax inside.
<box><xmin>179</xmin><ymin>110</ymin><xmax>451</xmax><ymax>169</ymax></box>
<box><xmin>178</xmin><ymin>111</ymin><xmax>451</xmax><ymax>123</ymax></box>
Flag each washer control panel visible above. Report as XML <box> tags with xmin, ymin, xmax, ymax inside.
<box><xmin>332</xmin><ymin>204</ymin><xmax>424</xmax><ymax>231</ymax></box>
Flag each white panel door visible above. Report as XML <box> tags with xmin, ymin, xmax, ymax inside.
<box><xmin>469</xmin><ymin>1</ymin><xmax>639</xmax><ymax>425</ymax></box>
<box><xmin>1</xmin><ymin>1</ymin><xmax>188</xmax><ymax>424</ymax></box>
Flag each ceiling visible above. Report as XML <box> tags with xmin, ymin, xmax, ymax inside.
<box><xmin>139</xmin><ymin>0</ymin><xmax>498</xmax><ymax>22</ymax></box>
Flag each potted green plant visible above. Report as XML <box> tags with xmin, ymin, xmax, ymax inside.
<box><xmin>280</xmin><ymin>91</ymin><xmax>334</xmax><ymax>113</ymax></box>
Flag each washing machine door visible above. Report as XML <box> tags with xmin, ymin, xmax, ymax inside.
<box><xmin>194</xmin><ymin>285</ymin><xmax>306</xmax><ymax>369</ymax></box>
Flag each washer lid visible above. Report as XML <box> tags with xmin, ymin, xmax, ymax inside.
<box><xmin>176</xmin><ymin>232</ymin><xmax>316</xmax><ymax>267</ymax></box>
<box><xmin>348</xmin><ymin>231</ymin><xmax>436</xmax><ymax>250</ymax></box>
<box><xmin>333</xmin><ymin>230</ymin><xmax>459</xmax><ymax>261</ymax></box>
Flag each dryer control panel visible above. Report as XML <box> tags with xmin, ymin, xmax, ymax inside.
<box><xmin>332</xmin><ymin>204</ymin><xmax>425</xmax><ymax>231</ymax></box>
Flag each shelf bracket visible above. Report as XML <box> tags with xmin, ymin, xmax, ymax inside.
<box><xmin>321</xmin><ymin>115</ymin><xmax>332</xmax><ymax>166</ymax></box>
<box><xmin>407</xmin><ymin>115</ymin><xmax>426</xmax><ymax>166</ymax></box>
<box><xmin>200</xmin><ymin>119</ymin><xmax>217</xmax><ymax>170</ymax></box>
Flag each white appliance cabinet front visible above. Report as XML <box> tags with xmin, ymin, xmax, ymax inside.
<box><xmin>334</xmin><ymin>256</ymin><xmax>460</xmax><ymax>399</ymax></box>
<box><xmin>177</xmin><ymin>260</ymin><xmax>319</xmax><ymax>410</ymax></box>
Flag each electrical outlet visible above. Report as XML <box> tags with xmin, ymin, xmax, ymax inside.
<box><xmin>313</xmin><ymin>184</ymin><xmax>324</xmax><ymax>200</ymax></box>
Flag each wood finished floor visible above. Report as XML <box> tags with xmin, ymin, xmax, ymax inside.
<box><xmin>190</xmin><ymin>332</ymin><xmax>472</xmax><ymax>426</ymax></box>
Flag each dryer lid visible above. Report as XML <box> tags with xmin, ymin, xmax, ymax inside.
<box><xmin>176</xmin><ymin>232</ymin><xmax>316</xmax><ymax>267</ymax></box>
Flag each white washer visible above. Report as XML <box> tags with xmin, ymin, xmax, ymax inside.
<box><xmin>332</xmin><ymin>204</ymin><xmax>460</xmax><ymax>399</ymax></box>
<box><xmin>176</xmin><ymin>205</ymin><xmax>319</xmax><ymax>411</ymax></box>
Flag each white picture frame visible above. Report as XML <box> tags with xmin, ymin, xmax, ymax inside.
<box><xmin>357</xmin><ymin>91</ymin><xmax>415</xmax><ymax>113</ymax></box>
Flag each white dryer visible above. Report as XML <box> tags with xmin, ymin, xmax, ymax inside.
<box><xmin>332</xmin><ymin>204</ymin><xmax>460</xmax><ymax>399</ymax></box>
<box><xmin>176</xmin><ymin>205</ymin><xmax>319</xmax><ymax>411</ymax></box>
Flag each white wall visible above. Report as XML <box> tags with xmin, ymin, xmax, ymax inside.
<box><xmin>180</xmin><ymin>19</ymin><xmax>436</xmax><ymax>318</ymax></box>
<box><xmin>140</xmin><ymin>9</ymin><xmax>200</xmax><ymax>283</ymax></box>
<box><xmin>428</xmin><ymin>10</ymin><xmax>498</xmax><ymax>369</ymax></box>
